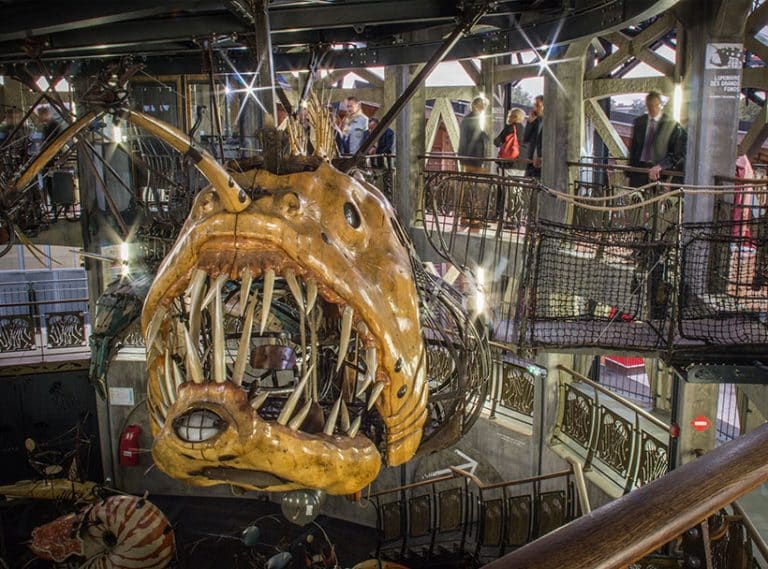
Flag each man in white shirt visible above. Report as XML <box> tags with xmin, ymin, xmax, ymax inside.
<box><xmin>628</xmin><ymin>91</ymin><xmax>686</xmax><ymax>187</ymax></box>
<box><xmin>341</xmin><ymin>96</ymin><xmax>368</xmax><ymax>155</ymax></box>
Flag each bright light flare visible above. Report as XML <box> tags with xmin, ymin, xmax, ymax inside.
<box><xmin>119</xmin><ymin>242</ymin><xmax>130</xmax><ymax>277</ymax></box>
<box><xmin>473</xmin><ymin>267</ymin><xmax>487</xmax><ymax>316</ymax></box>
<box><xmin>673</xmin><ymin>83</ymin><xmax>683</xmax><ymax>123</ymax></box>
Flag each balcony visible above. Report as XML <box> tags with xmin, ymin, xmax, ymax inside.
<box><xmin>0</xmin><ymin>268</ymin><xmax>90</xmax><ymax>366</ymax></box>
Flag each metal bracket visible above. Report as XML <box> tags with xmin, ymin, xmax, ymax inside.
<box><xmin>347</xmin><ymin>47</ymin><xmax>379</xmax><ymax>67</ymax></box>
<box><xmin>681</xmin><ymin>519</ymin><xmax>714</xmax><ymax>569</ymax></box>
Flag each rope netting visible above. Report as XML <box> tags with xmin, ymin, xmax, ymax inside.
<box><xmin>421</xmin><ymin>169</ymin><xmax>768</xmax><ymax>359</ymax></box>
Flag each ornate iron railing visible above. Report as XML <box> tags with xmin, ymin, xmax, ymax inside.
<box><xmin>368</xmin><ymin>466</ymin><xmax>579</xmax><ymax>566</ymax></box>
<box><xmin>484</xmin><ymin>422</ymin><xmax>768</xmax><ymax>569</ymax></box>
<box><xmin>361</xmin><ymin>153</ymin><xmax>396</xmax><ymax>204</ymax></box>
<box><xmin>487</xmin><ymin>343</ymin><xmax>539</xmax><ymax>424</ymax></box>
<box><xmin>419</xmin><ymin>162</ymin><xmax>768</xmax><ymax>364</ymax></box>
<box><xmin>0</xmin><ymin>297</ymin><xmax>91</xmax><ymax>363</ymax></box>
<box><xmin>552</xmin><ymin>365</ymin><xmax>671</xmax><ymax>493</ymax></box>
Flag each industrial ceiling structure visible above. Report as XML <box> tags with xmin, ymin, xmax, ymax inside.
<box><xmin>0</xmin><ymin>0</ymin><xmax>676</xmax><ymax>73</ymax></box>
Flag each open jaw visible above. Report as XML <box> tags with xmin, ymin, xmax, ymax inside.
<box><xmin>142</xmin><ymin>244</ymin><xmax>398</xmax><ymax>495</ymax></box>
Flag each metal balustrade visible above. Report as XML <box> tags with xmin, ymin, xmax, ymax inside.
<box><xmin>0</xmin><ymin>277</ymin><xmax>90</xmax><ymax>364</ymax></box>
<box><xmin>486</xmin><ymin>344</ymin><xmax>538</xmax><ymax>425</ymax></box>
<box><xmin>552</xmin><ymin>365</ymin><xmax>670</xmax><ymax>493</ymax></box>
<box><xmin>368</xmin><ymin>467</ymin><xmax>579</xmax><ymax>566</ymax></box>
<box><xmin>419</xmin><ymin>162</ymin><xmax>768</xmax><ymax>365</ymax></box>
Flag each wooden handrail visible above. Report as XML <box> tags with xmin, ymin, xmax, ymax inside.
<box><xmin>732</xmin><ymin>501</ymin><xmax>768</xmax><ymax>564</ymax></box>
<box><xmin>464</xmin><ymin>468</ymin><xmax>573</xmax><ymax>492</ymax></box>
<box><xmin>419</xmin><ymin>152</ymin><xmax>534</xmax><ymax>165</ymax></box>
<box><xmin>367</xmin><ymin>473</ymin><xmax>456</xmax><ymax>498</ymax></box>
<box><xmin>713</xmin><ymin>174</ymin><xmax>768</xmax><ymax>186</ymax></box>
<box><xmin>482</xmin><ymin>422</ymin><xmax>768</xmax><ymax>569</ymax></box>
<box><xmin>557</xmin><ymin>365</ymin><xmax>670</xmax><ymax>433</ymax></box>
<box><xmin>567</xmin><ymin>160</ymin><xmax>683</xmax><ymax>178</ymax></box>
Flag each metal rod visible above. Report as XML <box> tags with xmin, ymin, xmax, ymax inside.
<box><xmin>344</xmin><ymin>5</ymin><xmax>489</xmax><ymax>170</ymax></box>
<box><xmin>251</xmin><ymin>0</ymin><xmax>278</xmax><ymax>123</ymax></box>
<box><xmin>557</xmin><ymin>364</ymin><xmax>671</xmax><ymax>432</ymax></box>
<box><xmin>77</xmin><ymin>140</ymin><xmax>130</xmax><ymax>237</ymax></box>
<box><xmin>0</xmin><ymin>297</ymin><xmax>89</xmax><ymax>308</ymax></box>
<box><xmin>206</xmin><ymin>38</ymin><xmax>226</xmax><ymax>160</ymax></box>
<box><xmin>732</xmin><ymin>501</ymin><xmax>768</xmax><ymax>565</ymax></box>
<box><xmin>451</xmin><ymin>466</ymin><xmax>573</xmax><ymax>491</ymax></box>
<box><xmin>0</xmin><ymin>92</ymin><xmax>47</xmax><ymax>149</ymax></box>
<box><xmin>567</xmin><ymin>458</ymin><xmax>591</xmax><ymax>514</ymax></box>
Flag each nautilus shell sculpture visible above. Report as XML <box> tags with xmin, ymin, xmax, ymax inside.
<box><xmin>30</xmin><ymin>494</ymin><xmax>175</xmax><ymax>568</ymax></box>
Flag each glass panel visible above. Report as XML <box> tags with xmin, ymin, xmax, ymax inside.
<box><xmin>132</xmin><ymin>83</ymin><xmax>179</xmax><ymax>127</ymax></box>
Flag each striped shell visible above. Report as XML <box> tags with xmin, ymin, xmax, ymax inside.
<box><xmin>31</xmin><ymin>495</ymin><xmax>174</xmax><ymax>569</ymax></box>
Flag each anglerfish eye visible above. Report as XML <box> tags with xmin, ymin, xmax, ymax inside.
<box><xmin>343</xmin><ymin>202</ymin><xmax>361</xmax><ymax>228</ymax></box>
<box><xmin>173</xmin><ymin>409</ymin><xmax>226</xmax><ymax>443</ymax></box>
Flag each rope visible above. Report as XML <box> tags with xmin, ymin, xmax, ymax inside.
<box><xmin>538</xmin><ymin>183</ymin><xmax>768</xmax><ymax>212</ymax></box>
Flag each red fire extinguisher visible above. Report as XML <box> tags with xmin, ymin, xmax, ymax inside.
<box><xmin>119</xmin><ymin>425</ymin><xmax>141</xmax><ymax>466</ymax></box>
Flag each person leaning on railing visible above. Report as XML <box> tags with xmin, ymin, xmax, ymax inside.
<box><xmin>628</xmin><ymin>91</ymin><xmax>687</xmax><ymax>188</ymax></box>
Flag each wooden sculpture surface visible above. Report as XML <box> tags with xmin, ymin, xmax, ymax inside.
<box><xmin>141</xmin><ymin>163</ymin><xmax>428</xmax><ymax>495</ymax></box>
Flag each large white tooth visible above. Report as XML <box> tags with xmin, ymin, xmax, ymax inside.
<box><xmin>232</xmin><ymin>291</ymin><xmax>258</xmax><ymax>386</ymax></box>
<box><xmin>277</xmin><ymin>363</ymin><xmax>315</xmax><ymax>425</ymax></box>
<box><xmin>161</xmin><ymin>351</ymin><xmax>174</xmax><ymax>406</ymax></box>
<box><xmin>323</xmin><ymin>397</ymin><xmax>342</xmax><ymax>436</ymax></box>
<box><xmin>289</xmin><ymin>401</ymin><xmax>313</xmax><ymax>431</ymax></box>
<box><xmin>149</xmin><ymin>400</ymin><xmax>165</xmax><ymax>429</ymax></box>
<box><xmin>187</xmin><ymin>269</ymin><xmax>207</xmax><ymax>341</ymax></box>
<box><xmin>239</xmin><ymin>268</ymin><xmax>253</xmax><ymax>317</ymax></box>
<box><xmin>306</xmin><ymin>279</ymin><xmax>318</xmax><ymax>314</ymax></box>
<box><xmin>183</xmin><ymin>327</ymin><xmax>204</xmax><ymax>384</ymax></box>
<box><xmin>172</xmin><ymin>359</ymin><xmax>184</xmax><ymax>390</ymax></box>
<box><xmin>347</xmin><ymin>415</ymin><xmax>361</xmax><ymax>438</ymax></box>
<box><xmin>355</xmin><ymin>376</ymin><xmax>373</xmax><ymax>399</ymax></box>
<box><xmin>211</xmin><ymin>275</ymin><xmax>227</xmax><ymax>383</ymax></box>
<box><xmin>146</xmin><ymin>306</ymin><xmax>167</xmax><ymax>350</ymax></box>
<box><xmin>366</xmin><ymin>347</ymin><xmax>377</xmax><ymax>380</ymax></box>
<box><xmin>340</xmin><ymin>399</ymin><xmax>350</xmax><ymax>432</ymax></box>
<box><xmin>250</xmin><ymin>391</ymin><xmax>269</xmax><ymax>411</ymax></box>
<box><xmin>368</xmin><ymin>381</ymin><xmax>385</xmax><ymax>411</ymax></box>
<box><xmin>336</xmin><ymin>306</ymin><xmax>354</xmax><ymax>371</ymax></box>
<box><xmin>284</xmin><ymin>269</ymin><xmax>304</xmax><ymax>310</ymax></box>
<box><xmin>259</xmin><ymin>269</ymin><xmax>275</xmax><ymax>334</ymax></box>
<box><xmin>202</xmin><ymin>273</ymin><xmax>226</xmax><ymax>310</ymax></box>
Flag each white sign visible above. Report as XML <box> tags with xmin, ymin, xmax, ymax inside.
<box><xmin>109</xmin><ymin>387</ymin><xmax>135</xmax><ymax>406</ymax></box>
<box><xmin>705</xmin><ymin>43</ymin><xmax>743</xmax><ymax>100</ymax></box>
<box><xmin>705</xmin><ymin>43</ymin><xmax>743</xmax><ymax>70</ymax></box>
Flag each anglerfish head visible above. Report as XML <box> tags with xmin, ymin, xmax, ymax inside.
<box><xmin>141</xmin><ymin>162</ymin><xmax>427</xmax><ymax>495</ymax></box>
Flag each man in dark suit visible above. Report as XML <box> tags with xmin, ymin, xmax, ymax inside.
<box><xmin>523</xmin><ymin>95</ymin><xmax>544</xmax><ymax>178</ymax></box>
<box><xmin>628</xmin><ymin>91</ymin><xmax>687</xmax><ymax>187</ymax></box>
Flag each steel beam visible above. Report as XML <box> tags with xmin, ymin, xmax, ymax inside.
<box><xmin>0</xmin><ymin>0</ymin><xmax>221</xmax><ymax>42</ymax></box>
<box><xmin>343</xmin><ymin>2</ymin><xmax>492</xmax><ymax>168</ymax></box>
